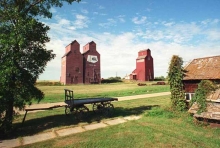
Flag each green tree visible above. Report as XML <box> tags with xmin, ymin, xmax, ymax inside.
<box><xmin>168</xmin><ymin>55</ymin><xmax>186</xmax><ymax>111</ymax></box>
<box><xmin>190</xmin><ymin>80</ymin><xmax>217</xmax><ymax>113</ymax></box>
<box><xmin>0</xmin><ymin>0</ymin><xmax>80</xmax><ymax>135</ymax></box>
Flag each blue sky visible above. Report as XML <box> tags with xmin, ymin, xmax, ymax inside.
<box><xmin>39</xmin><ymin>0</ymin><xmax>220</xmax><ymax>80</ymax></box>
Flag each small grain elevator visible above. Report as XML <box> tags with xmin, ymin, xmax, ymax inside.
<box><xmin>130</xmin><ymin>49</ymin><xmax>154</xmax><ymax>81</ymax></box>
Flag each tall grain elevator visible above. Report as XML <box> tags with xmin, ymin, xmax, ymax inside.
<box><xmin>60</xmin><ymin>40</ymin><xmax>83</xmax><ymax>84</ymax></box>
<box><xmin>60</xmin><ymin>40</ymin><xmax>101</xmax><ymax>85</ymax></box>
<box><xmin>82</xmin><ymin>41</ymin><xmax>101</xmax><ymax>84</ymax></box>
<box><xmin>130</xmin><ymin>49</ymin><xmax>154</xmax><ymax>81</ymax></box>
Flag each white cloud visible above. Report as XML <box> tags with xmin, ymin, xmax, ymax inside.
<box><xmin>99</xmin><ymin>18</ymin><xmax>117</xmax><ymax>28</ymax></box>
<box><xmin>132</xmin><ymin>16</ymin><xmax>147</xmax><ymax>24</ymax></box>
<box><xmin>100</xmin><ymin>13</ymin><xmax>107</xmax><ymax>16</ymax></box>
<box><xmin>74</xmin><ymin>14</ymin><xmax>89</xmax><ymax>28</ymax></box>
<box><xmin>39</xmin><ymin>17</ymin><xmax>220</xmax><ymax>80</ymax></box>
<box><xmin>146</xmin><ymin>8</ymin><xmax>151</xmax><ymax>12</ymax></box>
<box><xmin>50</xmin><ymin>7</ymin><xmax>57</xmax><ymax>13</ymax></box>
<box><xmin>59</xmin><ymin>18</ymin><xmax>70</xmax><ymax>26</ymax></box>
<box><xmin>117</xmin><ymin>15</ymin><xmax>126</xmax><ymax>23</ymax></box>
<box><xmin>98</xmin><ymin>5</ymin><xmax>105</xmax><ymax>9</ymax></box>
<box><xmin>137</xmin><ymin>21</ymin><xmax>201</xmax><ymax>44</ymax></box>
<box><xmin>201</xmin><ymin>19</ymin><xmax>219</xmax><ymax>25</ymax></box>
<box><xmin>46</xmin><ymin>14</ymin><xmax>89</xmax><ymax>32</ymax></box>
<box><xmin>80</xmin><ymin>1</ymin><xmax>87</xmax><ymax>4</ymax></box>
<box><xmin>162</xmin><ymin>21</ymin><xmax>175</xmax><ymax>27</ymax></box>
<box><xmin>206</xmin><ymin>29</ymin><xmax>220</xmax><ymax>40</ymax></box>
<box><xmin>81</xmin><ymin>9</ymin><xmax>88</xmax><ymax>14</ymax></box>
<box><xmin>212</xmin><ymin>19</ymin><xmax>219</xmax><ymax>24</ymax></box>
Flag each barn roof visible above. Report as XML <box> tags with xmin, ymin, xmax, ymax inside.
<box><xmin>183</xmin><ymin>55</ymin><xmax>220</xmax><ymax>80</ymax></box>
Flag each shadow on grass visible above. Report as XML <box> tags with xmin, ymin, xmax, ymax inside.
<box><xmin>8</xmin><ymin>105</ymin><xmax>159</xmax><ymax>139</ymax></box>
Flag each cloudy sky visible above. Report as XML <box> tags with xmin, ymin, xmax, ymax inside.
<box><xmin>39</xmin><ymin>0</ymin><xmax>220</xmax><ymax>80</ymax></box>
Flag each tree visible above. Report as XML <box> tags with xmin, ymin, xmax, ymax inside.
<box><xmin>0</xmin><ymin>0</ymin><xmax>80</xmax><ymax>135</ymax></box>
<box><xmin>190</xmin><ymin>80</ymin><xmax>217</xmax><ymax>113</ymax></box>
<box><xmin>154</xmin><ymin>76</ymin><xmax>166</xmax><ymax>81</ymax></box>
<box><xmin>168</xmin><ymin>55</ymin><xmax>186</xmax><ymax>111</ymax></box>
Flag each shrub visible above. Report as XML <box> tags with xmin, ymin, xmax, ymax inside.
<box><xmin>101</xmin><ymin>77</ymin><xmax>122</xmax><ymax>83</ymax></box>
<box><xmin>190</xmin><ymin>80</ymin><xmax>217</xmax><ymax>113</ymax></box>
<box><xmin>168</xmin><ymin>55</ymin><xmax>186</xmax><ymax>111</ymax></box>
<box><xmin>154</xmin><ymin>76</ymin><xmax>166</xmax><ymax>81</ymax></box>
<box><xmin>35</xmin><ymin>81</ymin><xmax>63</xmax><ymax>86</ymax></box>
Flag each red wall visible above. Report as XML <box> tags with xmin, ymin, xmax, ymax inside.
<box><xmin>61</xmin><ymin>40</ymin><xmax>101</xmax><ymax>85</ymax></box>
<box><xmin>135</xmin><ymin>49</ymin><xmax>154</xmax><ymax>81</ymax></box>
<box><xmin>145</xmin><ymin>49</ymin><xmax>154</xmax><ymax>81</ymax></box>
<box><xmin>60</xmin><ymin>40</ymin><xmax>83</xmax><ymax>84</ymax></box>
<box><xmin>83</xmin><ymin>41</ymin><xmax>101</xmax><ymax>84</ymax></box>
<box><xmin>136</xmin><ymin>59</ymin><xmax>145</xmax><ymax>81</ymax></box>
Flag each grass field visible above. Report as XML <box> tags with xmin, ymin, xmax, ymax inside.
<box><xmin>15</xmin><ymin>96</ymin><xmax>220</xmax><ymax>148</ymax></box>
<box><xmin>36</xmin><ymin>82</ymin><xmax>170</xmax><ymax>103</ymax></box>
<box><xmin>10</xmin><ymin>83</ymin><xmax>220</xmax><ymax>147</ymax></box>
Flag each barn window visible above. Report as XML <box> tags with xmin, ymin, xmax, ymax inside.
<box><xmin>185</xmin><ymin>93</ymin><xmax>195</xmax><ymax>101</ymax></box>
<box><xmin>185</xmin><ymin>94</ymin><xmax>190</xmax><ymax>100</ymax></box>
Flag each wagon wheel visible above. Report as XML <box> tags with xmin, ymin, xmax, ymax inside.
<box><xmin>65</xmin><ymin>105</ymin><xmax>72</xmax><ymax>116</ymax></box>
<box><xmin>103</xmin><ymin>103</ymin><xmax>114</xmax><ymax>116</ymax></box>
<box><xmin>93</xmin><ymin>103</ymin><xmax>104</xmax><ymax>113</ymax></box>
<box><xmin>75</xmin><ymin>106</ymin><xmax>89</xmax><ymax>120</ymax></box>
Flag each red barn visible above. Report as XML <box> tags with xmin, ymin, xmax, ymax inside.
<box><xmin>130</xmin><ymin>49</ymin><xmax>154</xmax><ymax>81</ymax></box>
<box><xmin>82</xmin><ymin>41</ymin><xmax>101</xmax><ymax>84</ymax></box>
<box><xmin>183</xmin><ymin>55</ymin><xmax>220</xmax><ymax>101</ymax></box>
<box><xmin>60</xmin><ymin>40</ymin><xmax>101</xmax><ymax>85</ymax></box>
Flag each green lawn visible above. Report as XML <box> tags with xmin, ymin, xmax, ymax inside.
<box><xmin>9</xmin><ymin>83</ymin><xmax>220</xmax><ymax>147</ymax></box>
<box><xmin>12</xmin><ymin>94</ymin><xmax>220</xmax><ymax>148</ymax></box>
<box><xmin>36</xmin><ymin>83</ymin><xmax>170</xmax><ymax>103</ymax></box>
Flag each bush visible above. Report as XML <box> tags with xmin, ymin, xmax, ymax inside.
<box><xmin>154</xmin><ymin>76</ymin><xmax>166</xmax><ymax>81</ymax></box>
<box><xmin>190</xmin><ymin>80</ymin><xmax>217</xmax><ymax>113</ymax></box>
<box><xmin>35</xmin><ymin>81</ymin><xmax>63</xmax><ymax>86</ymax></box>
<box><xmin>101</xmin><ymin>77</ymin><xmax>122</xmax><ymax>84</ymax></box>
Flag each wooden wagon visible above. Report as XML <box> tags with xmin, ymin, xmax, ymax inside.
<box><xmin>64</xmin><ymin>89</ymin><xmax>118</xmax><ymax>119</ymax></box>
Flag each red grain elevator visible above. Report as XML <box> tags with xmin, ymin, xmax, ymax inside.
<box><xmin>60</xmin><ymin>40</ymin><xmax>101</xmax><ymax>85</ymax></box>
<box><xmin>130</xmin><ymin>49</ymin><xmax>154</xmax><ymax>81</ymax></box>
<box><xmin>60</xmin><ymin>40</ymin><xmax>83</xmax><ymax>84</ymax></box>
<box><xmin>83</xmin><ymin>41</ymin><xmax>101</xmax><ymax>84</ymax></box>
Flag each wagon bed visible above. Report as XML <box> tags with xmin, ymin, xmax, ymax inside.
<box><xmin>65</xmin><ymin>97</ymin><xmax>118</xmax><ymax>106</ymax></box>
<box><xmin>64</xmin><ymin>89</ymin><xmax>118</xmax><ymax>118</ymax></box>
